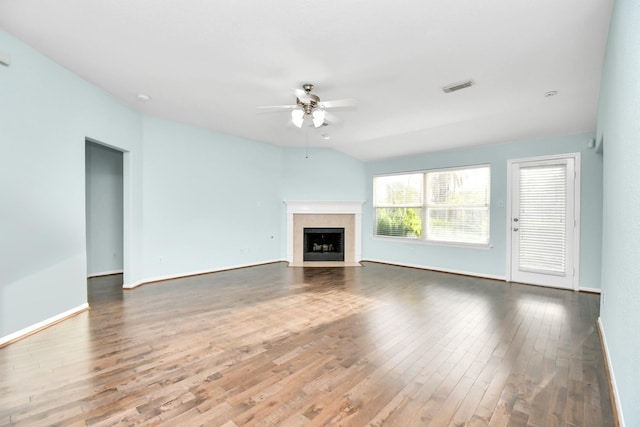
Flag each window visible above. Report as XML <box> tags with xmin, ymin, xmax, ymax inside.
<box><xmin>374</xmin><ymin>165</ymin><xmax>490</xmax><ymax>245</ymax></box>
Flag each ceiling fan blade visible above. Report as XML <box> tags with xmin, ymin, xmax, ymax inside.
<box><xmin>294</xmin><ymin>88</ymin><xmax>314</xmax><ymax>103</ymax></box>
<box><xmin>323</xmin><ymin>111</ymin><xmax>343</xmax><ymax>125</ymax></box>
<box><xmin>256</xmin><ymin>104</ymin><xmax>297</xmax><ymax>113</ymax></box>
<box><xmin>319</xmin><ymin>98</ymin><xmax>357</xmax><ymax>109</ymax></box>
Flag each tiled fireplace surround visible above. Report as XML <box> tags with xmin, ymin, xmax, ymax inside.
<box><xmin>284</xmin><ymin>200</ymin><xmax>365</xmax><ymax>267</ymax></box>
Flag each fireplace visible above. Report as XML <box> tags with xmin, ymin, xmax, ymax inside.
<box><xmin>303</xmin><ymin>228</ymin><xmax>345</xmax><ymax>262</ymax></box>
<box><xmin>284</xmin><ymin>200</ymin><xmax>365</xmax><ymax>266</ymax></box>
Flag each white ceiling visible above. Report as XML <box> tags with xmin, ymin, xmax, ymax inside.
<box><xmin>0</xmin><ymin>0</ymin><xmax>613</xmax><ymax>161</ymax></box>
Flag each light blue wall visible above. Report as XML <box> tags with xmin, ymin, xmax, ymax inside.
<box><xmin>138</xmin><ymin>126</ymin><xmax>367</xmax><ymax>280</ymax></box>
<box><xmin>281</xmin><ymin>147</ymin><xmax>367</xmax><ymax>200</ymax></box>
<box><xmin>363</xmin><ymin>133</ymin><xmax>603</xmax><ymax>288</ymax></box>
<box><xmin>596</xmin><ymin>0</ymin><xmax>640</xmax><ymax>424</ymax></box>
<box><xmin>85</xmin><ymin>142</ymin><xmax>124</xmax><ymax>276</ymax></box>
<box><xmin>0</xmin><ymin>30</ymin><xmax>143</xmax><ymax>338</ymax></box>
<box><xmin>139</xmin><ymin>117</ymin><xmax>283</xmax><ymax>279</ymax></box>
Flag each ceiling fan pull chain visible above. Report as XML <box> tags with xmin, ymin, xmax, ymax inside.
<box><xmin>305</xmin><ymin>128</ymin><xmax>309</xmax><ymax>159</ymax></box>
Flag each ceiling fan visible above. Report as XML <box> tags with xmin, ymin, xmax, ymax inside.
<box><xmin>257</xmin><ymin>83</ymin><xmax>357</xmax><ymax>128</ymax></box>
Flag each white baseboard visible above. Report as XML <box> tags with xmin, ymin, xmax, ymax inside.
<box><xmin>361</xmin><ymin>258</ymin><xmax>506</xmax><ymax>281</ymax></box>
<box><xmin>597</xmin><ymin>318</ymin><xmax>626</xmax><ymax>427</ymax></box>
<box><xmin>0</xmin><ymin>303</ymin><xmax>89</xmax><ymax>347</ymax></box>
<box><xmin>123</xmin><ymin>259</ymin><xmax>285</xmax><ymax>289</ymax></box>
<box><xmin>87</xmin><ymin>270</ymin><xmax>124</xmax><ymax>278</ymax></box>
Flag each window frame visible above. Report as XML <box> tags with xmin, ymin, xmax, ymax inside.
<box><xmin>373</xmin><ymin>164</ymin><xmax>491</xmax><ymax>247</ymax></box>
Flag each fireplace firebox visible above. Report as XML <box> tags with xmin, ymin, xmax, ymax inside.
<box><xmin>303</xmin><ymin>228</ymin><xmax>345</xmax><ymax>262</ymax></box>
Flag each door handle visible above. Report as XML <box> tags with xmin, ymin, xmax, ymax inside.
<box><xmin>513</xmin><ymin>227</ymin><xmax>519</xmax><ymax>231</ymax></box>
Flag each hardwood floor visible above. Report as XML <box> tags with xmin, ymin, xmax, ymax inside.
<box><xmin>0</xmin><ymin>262</ymin><xmax>614</xmax><ymax>426</ymax></box>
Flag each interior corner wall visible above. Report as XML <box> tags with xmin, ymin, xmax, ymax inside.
<box><xmin>138</xmin><ymin>116</ymin><xmax>284</xmax><ymax>282</ymax></box>
<box><xmin>595</xmin><ymin>0</ymin><xmax>640</xmax><ymax>424</ymax></box>
<box><xmin>0</xmin><ymin>29</ymin><xmax>143</xmax><ymax>339</ymax></box>
<box><xmin>363</xmin><ymin>133</ymin><xmax>603</xmax><ymax>286</ymax></box>
<box><xmin>85</xmin><ymin>142</ymin><xmax>124</xmax><ymax>276</ymax></box>
<box><xmin>281</xmin><ymin>147</ymin><xmax>367</xmax><ymax>201</ymax></box>
<box><xmin>280</xmin><ymin>147</ymin><xmax>367</xmax><ymax>260</ymax></box>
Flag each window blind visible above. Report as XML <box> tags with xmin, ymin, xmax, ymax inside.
<box><xmin>374</xmin><ymin>166</ymin><xmax>490</xmax><ymax>244</ymax></box>
<box><xmin>518</xmin><ymin>164</ymin><xmax>566</xmax><ymax>274</ymax></box>
<box><xmin>426</xmin><ymin>167</ymin><xmax>490</xmax><ymax>244</ymax></box>
<box><xmin>374</xmin><ymin>173</ymin><xmax>423</xmax><ymax>207</ymax></box>
<box><xmin>374</xmin><ymin>173</ymin><xmax>423</xmax><ymax>238</ymax></box>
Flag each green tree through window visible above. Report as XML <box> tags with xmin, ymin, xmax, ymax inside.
<box><xmin>376</xmin><ymin>207</ymin><xmax>422</xmax><ymax>237</ymax></box>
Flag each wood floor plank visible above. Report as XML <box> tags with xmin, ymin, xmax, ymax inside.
<box><xmin>0</xmin><ymin>262</ymin><xmax>614</xmax><ymax>426</ymax></box>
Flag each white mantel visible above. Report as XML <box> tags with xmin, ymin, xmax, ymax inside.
<box><xmin>284</xmin><ymin>200</ymin><xmax>366</xmax><ymax>265</ymax></box>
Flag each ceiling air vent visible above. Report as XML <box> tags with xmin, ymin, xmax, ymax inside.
<box><xmin>442</xmin><ymin>79</ymin><xmax>474</xmax><ymax>93</ymax></box>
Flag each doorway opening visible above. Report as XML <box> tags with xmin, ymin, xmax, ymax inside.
<box><xmin>85</xmin><ymin>140</ymin><xmax>124</xmax><ymax>288</ymax></box>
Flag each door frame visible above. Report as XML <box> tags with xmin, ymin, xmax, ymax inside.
<box><xmin>506</xmin><ymin>153</ymin><xmax>581</xmax><ymax>290</ymax></box>
<box><xmin>85</xmin><ymin>137</ymin><xmax>129</xmax><ymax>285</ymax></box>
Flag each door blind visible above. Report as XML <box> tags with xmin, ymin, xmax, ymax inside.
<box><xmin>518</xmin><ymin>164</ymin><xmax>567</xmax><ymax>274</ymax></box>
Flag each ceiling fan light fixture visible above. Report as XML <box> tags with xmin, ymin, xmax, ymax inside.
<box><xmin>291</xmin><ymin>109</ymin><xmax>304</xmax><ymax>128</ymax></box>
<box><xmin>259</xmin><ymin>84</ymin><xmax>355</xmax><ymax>129</ymax></box>
<box><xmin>312</xmin><ymin>109</ymin><xmax>325</xmax><ymax>127</ymax></box>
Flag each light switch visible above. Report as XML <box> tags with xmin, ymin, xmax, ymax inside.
<box><xmin>0</xmin><ymin>51</ymin><xmax>11</xmax><ymax>67</ymax></box>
